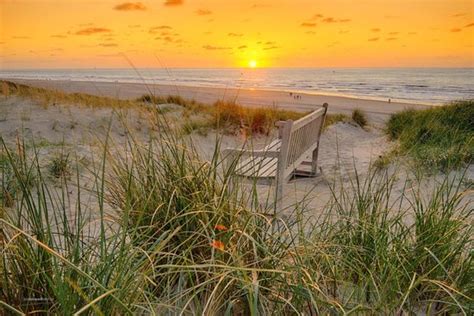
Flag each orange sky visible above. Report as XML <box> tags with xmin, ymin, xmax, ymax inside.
<box><xmin>1</xmin><ymin>0</ymin><xmax>473</xmax><ymax>69</ymax></box>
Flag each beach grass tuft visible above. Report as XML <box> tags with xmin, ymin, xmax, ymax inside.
<box><xmin>386</xmin><ymin>100</ymin><xmax>473</xmax><ymax>170</ymax></box>
<box><xmin>352</xmin><ymin>108</ymin><xmax>368</xmax><ymax>128</ymax></box>
<box><xmin>0</xmin><ymin>80</ymin><xmax>137</xmax><ymax>108</ymax></box>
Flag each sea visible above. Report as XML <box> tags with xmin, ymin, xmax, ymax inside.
<box><xmin>0</xmin><ymin>68</ymin><xmax>473</xmax><ymax>105</ymax></box>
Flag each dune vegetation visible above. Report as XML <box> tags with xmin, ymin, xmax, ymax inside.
<box><xmin>0</xmin><ymin>83</ymin><xmax>473</xmax><ymax>314</ymax></box>
<box><xmin>386</xmin><ymin>100</ymin><xmax>473</xmax><ymax>170</ymax></box>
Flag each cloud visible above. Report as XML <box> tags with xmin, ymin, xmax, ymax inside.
<box><xmin>202</xmin><ymin>45</ymin><xmax>231</xmax><ymax>50</ymax></box>
<box><xmin>388</xmin><ymin>32</ymin><xmax>399</xmax><ymax>35</ymax></box>
<box><xmin>99</xmin><ymin>43</ymin><xmax>119</xmax><ymax>47</ymax></box>
<box><xmin>450</xmin><ymin>28</ymin><xmax>462</xmax><ymax>32</ymax></box>
<box><xmin>386</xmin><ymin>37</ymin><xmax>398</xmax><ymax>41</ymax></box>
<box><xmin>114</xmin><ymin>2</ymin><xmax>147</xmax><ymax>11</ymax></box>
<box><xmin>322</xmin><ymin>17</ymin><xmax>350</xmax><ymax>23</ymax></box>
<box><xmin>310</xmin><ymin>14</ymin><xmax>324</xmax><ymax>20</ymax></box>
<box><xmin>51</xmin><ymin>34</ymin><xmax>67</xmax><ymax>38</ymax></box>
<box><xmin>465</xmin><ymin>23</ymin><xmax>474</xmax><ymax>28</ymax></box>
<box><xmin>228</xmin><ymin>32</ymin><xmax>243</xmax><ymax>37</ymax></box>
<box><xmin>155</xmin><ymin>36</ymin><xmax>177</xmax><ymax>43</ymax></box>
<box><xmin>265</xmin><ymin>41</ymin><xmax>276</xmax><ymax>45</ymax></box>
<box><xmin>76</xmin><ymin>27</ymin><xmax>111</xmax><ymax>35</ymax></box>
<box><xmin>368</xmin><ymin>37</ymin><xmax>379</xmax><ymax>41</ymax></box>
<box><xmin>196</xmin><ymin>9</ymin><xmax>212</xmax><ymax>15</ymax></box>
<box><xmin>371</xmin><ymin>28</ymin><xmax>380</xmax><ymax>32</ymax></box>
<box><xmin>237</xmin><ymin>45</ymin><xmax>247</xmax><ymax>49</ymax></box>
<box><xmin>305</xmin><ymin>14</ymin><xmax>350</xmax><ymax>25</ymax></box>
<box><xmin>164</xmin><ymin>0</ymin><xmax>183</xmax><ymax>6</ymax></box>
<box><xmin>251</xmin><ymin>4</ymin><xmax>270</xmax><ymax>9</ymax></box>
<box><xmin>154</xmin><ymin>31</ymin><xmax>183</xmax><ymax>44</ymax></box>
<box><xmin>264</xmin><ymin>46</ymin><xmax>279</xmax><ymax>50</ymax></box>
<box><xmin>149</xmin><ymin>26</ymin><xmax>172</xmax><ymax>33</ymax></box>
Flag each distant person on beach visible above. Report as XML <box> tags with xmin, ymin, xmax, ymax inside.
<box><xmin>388</xmin><ymin>98</ymin><xmax>391</xmax><ymax>103</ymax></box>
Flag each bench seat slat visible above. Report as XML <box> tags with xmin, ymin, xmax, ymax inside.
<box><xmin>234</xmin><ymin>139</ymin><xmax>281</xmax><ymax>178</ymax></box>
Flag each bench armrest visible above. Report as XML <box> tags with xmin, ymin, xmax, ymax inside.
<box><xmin>275</xmin><ymin>121</ymin><xmax>286</xmax><ymax>128</ymax></box>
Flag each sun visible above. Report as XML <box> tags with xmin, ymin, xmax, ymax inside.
<box><xmin>248</xmin><ymin>60</ymin><xmax>257</xmax><ymax>68</ymax></box>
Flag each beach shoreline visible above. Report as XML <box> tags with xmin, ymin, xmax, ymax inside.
<box><xmin>5</xmin><ymin>78</ymin><xmax>432</xmax><ymax>118</ymax></box>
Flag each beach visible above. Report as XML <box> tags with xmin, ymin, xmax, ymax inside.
<box><xmin>8</xmin><ymin>79</ymin><xmax>431</xmax><ymax>123</ymax></box>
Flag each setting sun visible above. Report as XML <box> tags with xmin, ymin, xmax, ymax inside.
<box><xmin>249</xmin><ymin>60</ymin><xmax>258</xmax><ymax>68</ymax></box>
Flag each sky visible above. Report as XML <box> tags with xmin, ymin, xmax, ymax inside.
<box><xmin>1</xmin><ymin>0</ymin><xmax>473</xmax><ymax>69</ymax></box>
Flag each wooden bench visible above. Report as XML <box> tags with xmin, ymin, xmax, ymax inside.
<box><xmin>223</xmin><ymin>103</ymin><xmax>328</xmax><ymax>210</ymax></box>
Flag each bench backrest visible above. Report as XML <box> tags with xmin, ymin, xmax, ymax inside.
<box><xmin>278</xmin><ymin>103</ymin><xmax>328</xmax><ymax>179</ymax></box>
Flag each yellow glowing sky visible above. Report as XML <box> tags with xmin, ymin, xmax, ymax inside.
<box><xmin>1</xmin><ymin>0</ymin><xmax>473</xmax><ymax>69</ymax></box>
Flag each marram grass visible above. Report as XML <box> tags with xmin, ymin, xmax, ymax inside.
<box><xmin>386</xmin><ymin>99</ymin><xmax>474</xmax><ymax>171</ymax></box>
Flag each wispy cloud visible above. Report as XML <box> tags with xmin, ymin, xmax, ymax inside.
<box><xmin>450</xmin><ymin>28</ymin><xmax>462</xmax><ymax>32</ymax></box>
<box><xmin>237</xmin><ymin>45</ymin><xmax>247</xmax><ymax>49</ymax></box>
<box><xmin>250</xmin><ymin>4</ymin><xmax>271</xmax><ymax>9</ymax></box>
<box><xmin>465</xmin><ymin>22</ymin><xmax>474</xmax><ymax>28</ymax></box>
<box><xmin>114</xmin><ymin>2</ymin><xmax>147</xmax><ymax>11</ymax></box>
<box><xmin>76</xmin><ymin>27</ymin><xmax>111</xmax><ymax>35</ymax></box>
<box><xmin>228</xmin><ymin>33</ymin><xmax>243</xmax><ymax>37</ymax></box>
<box><xmin>196</xmin><ymin>9</ymin><xmax>212</xmax><ymax>16</ymax></box>
<box><xmin>99</xmin><ymin>43</ymin><xmax>119</xmax><ymax>47</ymax></box>
<box><xmin>386</xmin><ymin>37</ymin><xmax>398</xmax><ymax>41</ymax></box>
<box><xmin>310</xmin><ymin>14</ymin><xmax>323</xmax><ymax>20</ymax></box>
<box><xmin>371</xmin><ymin>28</ymin><xmax>381</xmax><ymax>32</ymax></box>
<box><xmin>149</xmin><ymin>26</ymin><xmax>172</xmax><ymax>34</ymax></box>
<box><xmin>388</xmin><ymin>32</ymin><xmax>399</xmax><ymax>35</ymax></box>
<box><xmin>322</xmin><ymin>17</ymin><xmax>351</xmax><ymax>23</ymax></box>
<box><xmin>51</xmin><ymin>34</ymin><xmax>67</xmax><ymax>38</ymax></box>
<box><xmin>303</xmin><ymin>13</ymin><xmax>350</xmax><ymax>27</ymax></box>
<box><xmin>202</xmin><ymin>45</ymin><xmax>231</xmax><ymax>50</ymax></box>
<box><xmin>164</xmin><ymin>0</ymin><xmax>183</xmax><ymax>6</ymax></box>
<box><xmin>368</xmin><ymin>37</ymin><xmax>379</xmax><ymax>42</ymax></box>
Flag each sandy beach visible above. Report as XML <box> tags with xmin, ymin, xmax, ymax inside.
<box><xmin>8</xmin><ymin>79</ymin><xmax>431</xmax><ymax>123</ymax></box>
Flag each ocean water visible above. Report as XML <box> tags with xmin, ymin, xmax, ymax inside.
<box><xmin>1</xmin><ymin>68</ymin><xmax>473</xmax><ymax>105</ymax></box>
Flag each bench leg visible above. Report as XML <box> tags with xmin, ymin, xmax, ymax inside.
<box><xmin>275</xmin><ymin>177</ymin><xmax>283</xmax><ymax>213</ymax></box>
<box><xmin>311</xmin><ymin>146</ymin><xmax>320</xmax><ymax>176</ymax></box>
